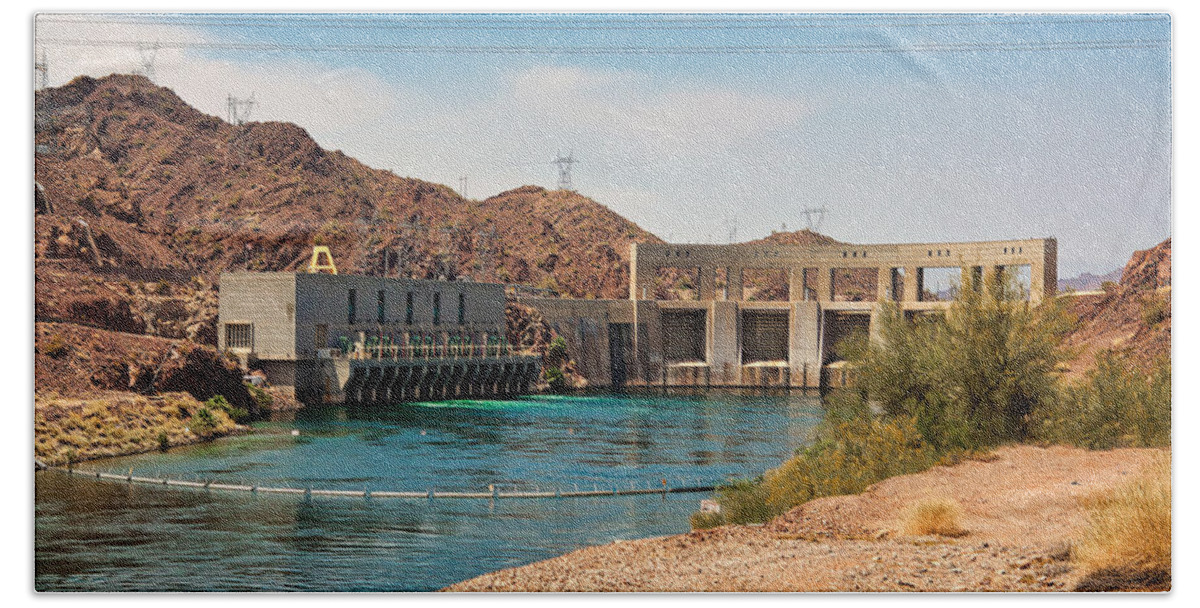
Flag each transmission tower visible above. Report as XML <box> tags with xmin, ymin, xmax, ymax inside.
<box><xmin>458</xmin><ymin>176</ymin><xmax>468</xmax><ymax>199</ymax></box>
<box><xmin>438</xmin><ymin>225</ymin><xmax>459</xmax><ymax>280</ymax></box>
<box><xmin>136</xmin><ymin>42</ymin><xmax>159</xmax><ymax>82</ymax></box>
<box><xmin>476</xmin><ymin>224</ymin><xmax>497</xmax><ymax>282</ymax></box>
<box><xmin>723</xmin><ymin>213</ymin><xmax>739</xmax><ymax>244</ymax></box>
<box><xmin>34</xmin><ymin>48</ymin><xmax>48</xmax><ymax>91</ymax></box>
<box><xmin>227</xmin><ymin>93</ymin><xmax>256</xmax><ymax>126</ymax></box>
<box><xmin>394</xmin><ymin>218</ymin><xmax>424</xmax><ymax>278</ymax></box>
<box><xmin>802</xmin><ymin>206</ymin><xmax>828</xmax><ymax>232</ymax></box>
<box><xmin>552</xmin><ymin>151</ymin><xmax>577</xmax><ymax>190</ymax></box>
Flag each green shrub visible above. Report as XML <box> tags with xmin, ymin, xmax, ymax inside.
<box><xmin>760</xmin><ymin>415</ymin><xmax>935</xmax><ymax>516</ymax></box>
<box><xmin>205</xmin><ymin>394</ymin><xmax>249</xmax><ymax>423</ymax></box>
<box><xmin>246</xmin><ymin>383</ymin><xmax>274</xmax><ymax>412</ymax></box>
<box><xmin>543</xmin><ymin>367</ymin><xmax>566</xmax><ymax>393</ymax></box>
<box><xmin>546</xmin><ymin>336</ymin><xmax>568</xmax><ymax>367</ymax></box>
<box><xmin>689</xmin><ymin>510</ymin><xmax>726</xmax><ymax>531</ymax></box>
<box><xmin>855</xmin><ymin>269</ymin><xmax>1073</xmax><ymax>451</ymax></box>
<box><xmin>157</xmin><ymin>430</ymin><xmax>170</xmax><ymax>452</ymax></box>
<box><xmin>190</xmin><ymin>406</ymin><xmax>218</xmax><ymax>435</ymax></box>
<box><xmin>694</xmin><ymin>414</ymin><xmax>935</xmax><ymax>528</ymax></box>
<box><xmin>1035</xmin><ymin>351</ymin><xmax>1170</xmax><ymax>449</ymax></box>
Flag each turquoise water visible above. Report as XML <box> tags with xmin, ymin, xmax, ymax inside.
<box><xmin>35</xmin><ymin>390</ymin><xmax>822</xmax><ymax>591</ymax></box>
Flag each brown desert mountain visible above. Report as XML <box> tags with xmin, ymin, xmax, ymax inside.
<box><xmin>35</xmin><ymin>74</ymin><xmax>660</xmax><ymax>299</ymax></box>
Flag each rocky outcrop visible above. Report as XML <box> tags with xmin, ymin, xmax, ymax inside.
<box><xmin>1063</xmin><ymin>238</ymin><xmax>1170</xmax><ymax>376</ymax></box>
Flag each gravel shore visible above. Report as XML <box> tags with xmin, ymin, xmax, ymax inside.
<box><xmin>445</xmin><ymin>445</ymin><xmax>1164</xmax><ymax>592</ymax></box>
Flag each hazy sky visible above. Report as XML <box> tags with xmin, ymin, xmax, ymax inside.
<box><xmin>34</xmin><ymin>13</ymin><xmax>1171</xmax><ymax>277</ymax></box>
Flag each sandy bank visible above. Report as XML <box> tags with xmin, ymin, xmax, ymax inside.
<box><xmin>445</xmin><ymin>445</ymin><xmax>1164</xmax><ymax>592</ymax></box>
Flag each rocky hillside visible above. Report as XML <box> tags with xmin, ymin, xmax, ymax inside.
<box><xmin>1063</xmin><ymin>239</ymin><xmax>1171</xmax><ymax>376</ymax></box>
<box><xmin>35</xmin><ymin>74</ymin><xmax>660</xmax><ymax>298</ymax></box>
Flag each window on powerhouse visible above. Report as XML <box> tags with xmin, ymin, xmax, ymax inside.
<box><xmin>225</xmin><ymin>322</ymin><xmax>252</xmax><ymax>349</ymax></box>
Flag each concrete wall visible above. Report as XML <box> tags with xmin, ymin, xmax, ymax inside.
<box><xmin>218</xmin><ymin>271</ymin><xmax>507</xmax><ymax>361</ymax></box>
<box><xmin>217</xmin><ymin>272</ymin><xmax>297</xmax><ymax>359</ymax></box>
<box><xmin>530</xmin><ymin>236</ymin><xmax>1057</xmax><ymax>388</ymax></box>
<box><xmin>630</xmin><ymin>237</ymin><xmax>1057</xmax><ymax>304</ymax></box>
<box><xmin>292</xmin><ymin>273</ymin><xmax>506</xmax><ymax>359</ymax></box>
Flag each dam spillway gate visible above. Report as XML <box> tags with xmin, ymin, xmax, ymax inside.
<box><xmin>313</xmin><ymin>346</ymin><xmax>541</xmax><ymax>405</ymax></box>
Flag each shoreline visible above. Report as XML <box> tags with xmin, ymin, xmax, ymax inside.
<box><xmin>445</xmin><ymin>444</ymin><xmax>1166</xmax><ymax>592</ymax></box>
<box><xmin>34</xmin><ymin>391</ymin><xmax>247</xmax><ymax>467</ymax></box>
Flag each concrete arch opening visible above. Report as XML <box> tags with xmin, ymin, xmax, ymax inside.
<box><xmin>821</xmin><ymin>311</ymin><xmax>870</xmax><ymax>365</ymax></box>
<box><xmin>741</xmin><ymin>310</ymin><xmax>789</xmax><ymax>363</ymax></box>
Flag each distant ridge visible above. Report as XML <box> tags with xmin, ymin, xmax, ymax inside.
<box><xmin>35</xmin><ymin>74</ymin><xmax>660</xmax><ymax>299</ymax></box>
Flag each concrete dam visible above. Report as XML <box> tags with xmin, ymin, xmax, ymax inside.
<box><xmin>519</xmin><ymin>237</ymin><xmax>1056</xmax><ymax>389</ymax></box>
<box><xmin>218</xmin><ymin>236</ymin><xmax>1055</xmax><ymax>399</ymax></box>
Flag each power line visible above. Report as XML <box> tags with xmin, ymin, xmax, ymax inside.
<box><xmin>35</xmin><ymin>37</ymin><xmax>1169</xmax><ymax>56</ymax></box>
<box><xmin>35</xmin><ymin>14</ymin><xmax>1170</xmax><ymax>31</ymax></box>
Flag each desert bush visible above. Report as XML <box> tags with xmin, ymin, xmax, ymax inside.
<box><xmin>246</xmin><ymin>383</ymin><xmax>274</xmax><ymax>412</ymax></box>
<box><xmin>760</xmin><ymin>415</ymin><xmax>935</xmax><ymax>516</ymax></box>
<box><xmin>205</xmin><ymin>394</ymin><xmax>249</xmax><ymax>423</ymax></box>
<box><xmin>900</xmin><ymin>497</ymin><xmax>967</xmax><ymax>537</ymax></box>
<box><xmin>1073</xmin><ymin>454</ymin><xmax>1170</xmax><ymax>579</ymax></box>
<box><xmin>42</xmin><ymin>333</ymin><xmax>71</xmax><ymax>359</ymax></box>
<box><xmin>694</xmin><ymin>414</ymin><xmax>934</xmax><ymax>528</ymax></box>
<box><xmin>1141</xmin><ymin>293</ymin><xmax>1169</xmax><ymax>328</ymax></box>
<box><xmin>853</xmin><ymin>269</ymin><xmax>1073</xmax><ymax>451</ymax></box>
<box><xmin>190</xmin><ymin>406</ymin><xmax>218</xmax><ymax>436</ymax></box>
<box><xmin>1035</xmin><ymin>351</ymin><xmax>1170</xmax><ymax>449</ymax></box>
<box><xmin>689</xmin><ymin>510</ymin><xmax>726</xmax><ymax>531</ymax></box>
<box><xmin>543</xmin><ymin>367</ymin><xmax>566</xmax><ymax>393</ymax></box>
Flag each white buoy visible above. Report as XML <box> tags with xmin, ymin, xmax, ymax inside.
<box><xmin>420</xmin><ymin>430</ymin><xmax>427</xmax><ymax>436</ymax></box>
<box><xmin>291</xmin><ymin>429</ymin><xmax>300</xmax><ymax>436</ymax></box>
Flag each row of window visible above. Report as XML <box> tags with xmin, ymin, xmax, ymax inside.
<box><xmin>347</xmin><ymin>289</ymin><xmax>466</xmax><ymax>326</ymax></box>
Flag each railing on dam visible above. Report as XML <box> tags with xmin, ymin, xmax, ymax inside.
<box><xmin>320</xmin><ymin>343</ymin><xmax>539</xmax><ymax>361</ymax></box>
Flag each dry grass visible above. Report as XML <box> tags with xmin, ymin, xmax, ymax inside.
<box><xmin>34</xmin><ymin>392</ymin><xmax>239</xmax><ymax>465</ymax></box>
<box><xmin>1072</xmin><ymin>452</ymin><xmax>1171</xmax><ymax>589</ymax></box>
<box><xmin>900</xmin><ymin>497</ymin><xmax>967</xmax><ymax>538</ymax></box>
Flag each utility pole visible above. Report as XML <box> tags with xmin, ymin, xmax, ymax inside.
<box><xmin>34</xmin><ymin>47</ymin><xmax>48</xmax><ymax>91</ymax></box>
<box><xmin>395</xmin><ymin>218</ymin><xmax>423</xmax><ymax>278</ymax></box>
<box><xmin>723</xmin><ymin>214</ymin><xmax>739</xmax><ymax>244</ymax></box>
<box><xmin>227</xmin><ymin>93</ymin><xmax>256</xmax><ymax>126</ymax></box>
<box><xmin>476</xmin><ymin>224</ymin><xmax>497</xmax><ymax>282</ymax></box>
<box><xmin>552</xmin><ymin>151</ymin><xmax>577</xmax><ymax>191</ymax></box>
<box><xmin>438</xmin><ymin>225</ymin><xmax>458</xmax><ymax>281</ymax></box>
<box><xmin>136</xmin><ymin>42</ymin><xmax>159</xmax><ymax>82</ymax></box>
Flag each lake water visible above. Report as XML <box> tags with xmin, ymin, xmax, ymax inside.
<box><xmin>35</xmin><ymin>390</ymin><xmax>823</xmax><ymax>591</ymax></box>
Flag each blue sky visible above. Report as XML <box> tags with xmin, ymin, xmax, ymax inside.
<box><xmin>35</xmin><ymin>12</ymin><xmax>1171</xmax><ymax>277</ymax></box>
